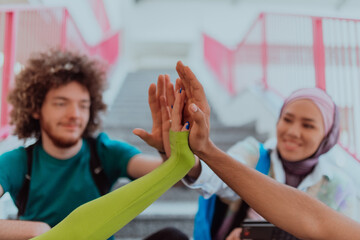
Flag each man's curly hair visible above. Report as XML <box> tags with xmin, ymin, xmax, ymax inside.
<box><xmin>8</xmin><ymin>49</ymin><xmax>107</xmax><ymax>140</ymax></box>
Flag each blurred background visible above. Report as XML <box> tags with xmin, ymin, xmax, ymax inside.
<box><xmin>1</xmin><ymin>0</ymin><xmax>360</xmax><ymax>239</ymax></box>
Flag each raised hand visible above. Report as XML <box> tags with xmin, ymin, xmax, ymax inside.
<box><xmin>133</xmin><ymin>75</ymin><xmax>167</xmax><ymax>153</ymax></box>
<box><xmin>176</xmin><ymin>61</ymin><xmax>211</xmax><ymax>128</ymax></box>
<box><xmin>187</xmin><ymin>103</ymin><xmax>211</xmax><ymax>158</ymax></box>
<box><xmin>175</xmin><ymin>61</ymin><xmax>212</xmax><ymax>156</ymax></box>
<box><xmin>170</xmin><ymin>87</ymin><xmax>188</xmax><ymax>132</ymax></box>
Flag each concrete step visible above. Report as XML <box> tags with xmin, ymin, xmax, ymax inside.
<box><xmin>112</xmin><ymin>183</ymin><xmax>198</xmax><ymax>239</ymax></box>
<box><xmin>115</xmin><ymin>201</ymin><xmax>196</xmax><ymax>239</ymax></box>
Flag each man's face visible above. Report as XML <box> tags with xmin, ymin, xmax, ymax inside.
<box><xmin>36</xmin><ymin>81</ymin><xmax>91</xmax><ymax>148</ymax></box>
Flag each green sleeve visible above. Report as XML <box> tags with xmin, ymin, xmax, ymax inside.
<box><xmin>32</xmin><ymin>131</ymin><xmax>195</xmax><ymax>240</ymax></box>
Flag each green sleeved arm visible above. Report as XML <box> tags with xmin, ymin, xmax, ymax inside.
<box><xmin>32</xmin><ymin>131</ymin><xmax>195</xmax><ymax>240</ymax></box>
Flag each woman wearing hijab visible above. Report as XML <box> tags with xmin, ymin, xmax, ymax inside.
<box><xmin>183</xmin><ymin>88</ymin><xmax>357</xmax><ymax>239</ymax></box>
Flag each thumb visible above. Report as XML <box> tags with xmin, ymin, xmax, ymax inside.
<box><xmin>188</xmin><ymin>103</ymin><xmax>206</xmax><ymax>128</ymax></box>
<box><xmin>133</xmin><ymin>128</ymin><xmax>151</xmax><ymax>143</ymax></box>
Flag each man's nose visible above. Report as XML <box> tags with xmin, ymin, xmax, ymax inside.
<box><xmin>67</xmin><ymin>104</ymin><xmax>81</xmax><ymax>117</ymax></box>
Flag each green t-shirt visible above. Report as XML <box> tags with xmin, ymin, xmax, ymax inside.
<box><xmin>0</xmin><ymin>132</ymin><xmax>140</xmax><ymax>227</ymax></box>
<box><xmin>32</xmin><ymin>131</ymin><xmax>195</xmax><ymax>240</ymax></box>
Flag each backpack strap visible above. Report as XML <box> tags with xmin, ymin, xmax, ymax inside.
<box><xmin>16</xmin><ymin>142</ymin><xmax>37</xmax><ymax>218</ymax></box>
<box><xmin>15</xmin><ymin>138</ymin><xmax>111</xmax><ymax>218</ymax></box>
<box><xmin>193</xmin><ymin>194</ymin><xmax>217</xmax><ymax>240</ymax></box>
<box><xmin>256</xmin><ymin>143</ymin><xmax>271</xmax><ymax>175</ymax></box>
<box><xmin>87</xmin><ymin>137</ymin><xmax>111</xmax><ymax>195</ymax></box>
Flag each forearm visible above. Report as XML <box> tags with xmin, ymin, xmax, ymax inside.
<box><xmin>185</xmin><ymin>155</ymin><xmax>201</xmax><ymax>179</ymax></box>
<box><xmin>198</xmin><ymin>141</ymin><xmax>360</xmax><ymax>240</ymax></box>
<box><xmin>0</xmin><ymin>220</ymin><xmax>50</xmax><ymax>240</ymax></box>
<box><xmin>32</xmin><ymin>131</ymin><xmax>195</xmax><ymax>240</ymax></box>
<box><xmin>127</xmin><ymin>154</ymin><xmax>163</xmax><ymax>179</ymax></box>
<box><xmin>183</xmin><ymin>160</ymin><xmax>240</xmax><ymax>201</ymax></box>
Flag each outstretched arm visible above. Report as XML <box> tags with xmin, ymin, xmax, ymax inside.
<box><xmin>0</xmin><ymin>220</ymin><xmax>50</xmax><ymax>240</ymax></box>
<box><xmin>192</xmin><ymin>131</ymin><xmax>360</xmax><ymax>240</ymax></box>
<box><xmin>178</xmin><ymin>61</ymin><xmax>360</xmax><ymax>240</ymax></box>
<box><xmin>32</xmin><ymin>89</ymin><xmax>195</xmax><ymax>240</ymax></box>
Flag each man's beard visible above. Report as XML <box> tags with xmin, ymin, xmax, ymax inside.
<box><xmin>41</xmin><ymin>121</ymin><xmax>83</xmax><ymax>148</ymax></box>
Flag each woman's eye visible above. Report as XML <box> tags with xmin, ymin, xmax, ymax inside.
<box><xmin>303</xmin><ymin>124</ymin><xmax>314</xmax><ymax>129</ymax></box>
<box><xmin>283</xmin><ymin>117</ymin><xmax>291</xmax><ymax>123</ymax></box>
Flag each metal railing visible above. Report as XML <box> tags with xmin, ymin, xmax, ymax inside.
<box><xmin>0</xmin><ymin>5</ymin><xmax>121</xmax><ymax>139</ymax></box>
<box><xmin>203</xmin><ymin>12</ymin><xmax>360</xmax><ymax>161</ymax></box>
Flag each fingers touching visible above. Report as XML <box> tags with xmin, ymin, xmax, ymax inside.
<box><xmin>171</xmin><ymin>88</ymin><xmax>189</xmax><ymax>132</ymax></box>
<box><xmin>176</xmin><ymin>61</ymin><xmax>211</xmax><ymax>127</ymax></box>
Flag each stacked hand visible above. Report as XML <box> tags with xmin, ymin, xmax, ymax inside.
<box><xmin>133</xmin><ymin>61</ymin><xmax>212</xmax><ymax>164</ymax></box>
<box><xmin>133</xmin><ymin>74</ymin><xmax>182</xmax><ymax>157</ymax></box>
<box><xmin>175</xmin><ymin>61</ymin><xmax>212</xmax><ymax>157</ymax></box>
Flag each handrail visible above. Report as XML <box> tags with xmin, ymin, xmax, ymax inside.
<box><xmin>203</xmin><ymin>12</ymin><xmax>360</xmax><ymax>162</ymax></box>
<box><xmin>0</xmin><ymin>5</ymin><xmax>121</xmax><ymax>139</ymax></box>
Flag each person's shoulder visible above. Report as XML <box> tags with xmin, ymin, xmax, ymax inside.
<box><xmin>0</xmin><ymin>146</ymin><xmax>26</xmax><ymax>160</ymax></box>
<box><xmin>227</xmin><ymin>137</ymin><xmax>261</xmax><ymax>166</ymax></box>
<box><xmin>320</xmin><ymin>162</ymin><xmax>355</xmax><ymax>192</ymax></box>
<box><xmin>0</xmin><ymin>146</ymin><xmax>27</xmax><ymax>170</ymax></box>
<box><xmin>228</xmin><ymin>137</ymin><xmax>260</xmax><ymax>155</ymax></box>
<box><xmin>95</xmin><ymin>132</ymin><xmax>129</xmax><ymax>146</ymax></box>
<box><xmin>94</xmin><ymin>132</ymin><xmax>140</xmax><ymax>152</ymax></box>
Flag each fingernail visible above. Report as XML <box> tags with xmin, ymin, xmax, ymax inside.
<box><xmin>171</xmin><ymin>105</ymin><xmax>173</xmax><ymax>109</ymax></box>
<box><xmin>186</xmin><ymin>121</ymin><xmax>190</xmax><ymax>130</ymax></box>
<box><xmin>190</xmin><ymin>104</ymin><xmax>198</xmax><ymax>112</ymax></box>
<box><xmin>179</xmin><ymin>88</ymin><xmax>182</xmax><ymax>93</ymax></box>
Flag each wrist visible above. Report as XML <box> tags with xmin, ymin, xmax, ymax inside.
<box><xmin>186</xmin><ymin>155</ymin><xmax>201</xmax><ymax>180</ymax></box>
<box><xmin>195</xmin><ymin>139</ymin><xmax>216</xmax><ymax>160</ymax></box>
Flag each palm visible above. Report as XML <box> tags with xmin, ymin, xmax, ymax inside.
<box><xmin>175</xmin><ymin>61</ymin><xmax>212</xmax><ymax>154</ymax></box>
<box><xmin>133</xmin><ymin>81</ymin><xmax>165</xmax><ymax>152</ymax></box>
<box><xmin>176</xmin><ymin>61</ymin><xmax>211</xmax><ymax>128</ymax></box>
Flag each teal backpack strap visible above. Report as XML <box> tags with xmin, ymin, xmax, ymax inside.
<box><xmin>255</xmin><ymin>142</ymin><xmax>271</xmax><ymax>175</ymax></box>
<box><xmin>193</xmin><ymin>194</ymin><xmax>216</xmax><ymax>240</ymax></box>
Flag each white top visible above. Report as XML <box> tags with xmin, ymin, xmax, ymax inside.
<box><xmin>183</xmin><ymin>137</ymin><xmax>358</xmax><ymax>220</ymax></box>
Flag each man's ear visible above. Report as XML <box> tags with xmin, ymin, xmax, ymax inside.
<box><xmin>32</xmin><ymin>112</ymin><xmax>40</xmax><ymax>119</ymax></box>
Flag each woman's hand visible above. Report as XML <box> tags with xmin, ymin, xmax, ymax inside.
<box><xmin>175</xmin><ymin>61</ymin><xmax>212</xmax><ymax>158</ymax></box>
<box><xmin>170</xmin><ymin>87</ymin><xmax>189</xmax><ymax>132</ymax></box>
<box><xmin>226</xmin><ymin>228</ymin><xmax>242</xmax><ymax>240</ymax></box>
<box><xmin>186</xmin><ymin>103</ymin><xmax>212</xmax><ymax>158</ymax></box>
<box><xmin>176</xmin><ymin>61</ymin><xmax>211</xmax><ymax>129</ymax></box>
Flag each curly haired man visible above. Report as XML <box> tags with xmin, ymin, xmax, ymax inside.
<box><xmin>0</xmin><ymin>50</ymin><xmax>170</xmax><ymax>239</ymax></box>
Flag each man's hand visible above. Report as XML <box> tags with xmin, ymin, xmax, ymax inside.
<box><xmin>133</xmin><ymin>75</ymin><xmax>167</xmax><ymax>153</ymax></box>
<box><xmin>133</xmin><ymin>74</ymin><xmax>180</xmax><ymax>158</ymax></box>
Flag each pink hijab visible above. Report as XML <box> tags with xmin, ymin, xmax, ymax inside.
<box><xmin>277</xmin><ymin>88</ymin><xmax>340</xmax><ymax>187</ymax></box>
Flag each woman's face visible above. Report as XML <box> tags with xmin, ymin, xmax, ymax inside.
<box><xmin>276</xmin><ymin>99</ymin><xmax>325</xmax><ymax>162</ymax></box>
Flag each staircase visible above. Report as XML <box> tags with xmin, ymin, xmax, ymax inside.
<box><xmin>103</xmin><ymin>69</ymin><xmax>267</xmax><ymax>239</ymax></box>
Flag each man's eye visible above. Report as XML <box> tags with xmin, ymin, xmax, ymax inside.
<box><xmin>80</xmin><ymin>104</ymin><xmax>90</xmax><ymax>110</ymax></box>
<box><xmin>54</xmin><ymin>102</ymin><xmax>65</xmax><ymax>106</ymax></box>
